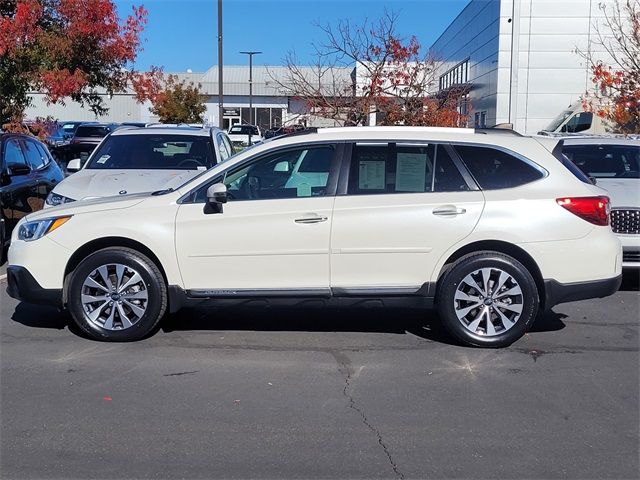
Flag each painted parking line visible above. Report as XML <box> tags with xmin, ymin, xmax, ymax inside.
<box><xmin>0</xmin><ymin>274</ymin><xmax>7</xmax><ymax>282</ymax></box>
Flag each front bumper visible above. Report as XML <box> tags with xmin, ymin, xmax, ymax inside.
<box><xmin>6</xmin><ymin>266</ymin><xmax>63</xmax><ymax>307</ymax></box>
<box><xmin>544</xmin><ymin>274</ymin><xmax>622</xmax><ymax>309</ymax></box>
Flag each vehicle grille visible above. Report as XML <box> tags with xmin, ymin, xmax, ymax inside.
<box><xmin>610</xmin><ymin>209</ymin><xmax>640</xmax><ymax>235</ymax></box>
<box><xmin>623</xmin><ymin>250</ymin><xmax>640</xmax><ymax>263</ymax></box>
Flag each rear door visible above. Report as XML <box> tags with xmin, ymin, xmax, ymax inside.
<box><xmin>330</xmin><ymin>141</ymin><xmax>485</xmax><ymax>291</ymax></box>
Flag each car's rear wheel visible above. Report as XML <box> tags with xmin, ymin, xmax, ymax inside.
<box><xmin>67</xmin><ymin>248</ymin><xmax>167</xmax><ymax>341</ymax></box>
<box><xmin>437</xmin><ymin>251</ymin><xmax>539</xmax><ymax>348</ymax></box>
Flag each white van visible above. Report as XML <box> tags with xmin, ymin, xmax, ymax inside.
<box><xmin>542</xmin><ymin>102</ymin><xmax>608</xmax><ymax>135</ymax></box>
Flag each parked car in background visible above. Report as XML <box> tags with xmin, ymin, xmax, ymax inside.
<box><xmin>561</xmin><ymin>136</ymin><xmax>640</xmax><ymax>269</ymax></box>
<box><xmin>66</xmin><ymin>123</ymin><xmax>121</xmax><ymax>166</ymax></box>
<box><xmin>1</xmin><ymin>132</ymin><xmax>64</xmax><ymax>259</ymax></box>
<box><xmin>227</xmin><ymin>124</ymin><xmax>263</xmax><ymax>148</ymax></box>
<box><xmin>264</xmin><ymin>124</ymin><xmax>307</xmax><ymax>139</ymax></box>
<box><xmin>9</xmin><ymin>126</ymin><xmax>621</xmax><ymax>346</ymax></box>
<box><xmin>45</xmin><ymin>126</ymin><xmax>234</xmax><ymax>207</ymax></box>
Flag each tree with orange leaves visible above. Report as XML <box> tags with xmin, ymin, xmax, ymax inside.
<box><xmin>0</xmin><ymin>0</ymin><xmax>161</xmax><ymax>126</ymax></box>
<box><xmin>581</xmin><ymin>0</ymin><xmax>640</xmax><ymax>134</ymax></box>
<box><xmin>272</xmin><ymin>11</ymin><xmax>468</xmax><ymax>128</ymax></box>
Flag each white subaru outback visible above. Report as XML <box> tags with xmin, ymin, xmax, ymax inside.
<box><xmin>6</xmin><ymin>127</ymin><xmax>622</xmax><ymax>347</ymax></box>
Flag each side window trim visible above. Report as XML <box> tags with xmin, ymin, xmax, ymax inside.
<box><xmin>443</xmin><ymin>144</ymin><xmax>480</xmax><ymax>191</ymax></box>
<box><xmin>178</xmin><ymin>141</ymin><xmax>343</xmax><ymax>204</ymax></box>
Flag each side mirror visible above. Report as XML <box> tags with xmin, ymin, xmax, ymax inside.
<box><xmin>589</xmin><ymin>176</ymin><xmax>597</xmax><ymax>185</ymax></box>
<box><xmin>67</xmin><ymin>158</ymin><xmax>81</xmax><ymax>172</ymax></box>
<box><xmin>274</xmin><ymin>161</ymin><xmax>290</xmax><ymax>172</ymax></box>
<box><xmin>205</xmin><ymin>183</ymin><xmax>227</xmax><ymax>214</ymax></box>
<box><xmin>8</xmin><ymin>164</ymin><xmax>31</xmax><ymax>176</ymax></box>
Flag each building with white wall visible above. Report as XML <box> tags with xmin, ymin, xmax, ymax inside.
<box><xmin>430</xmin><ymin>0</ymin><xmax>615</xmax><ymax>134</ymax></box>
<box><xmin>26</xmin><ymin>65</ymin><xmax>353</xmax><ymax>130</ymax></box>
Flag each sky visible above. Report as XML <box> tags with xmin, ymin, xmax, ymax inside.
<box><xmin>114</xmin><ymin>0</ymin><xmax>470</xmax><ymax>73</ymax></box>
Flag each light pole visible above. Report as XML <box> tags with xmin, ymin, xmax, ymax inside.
<box><xmin>217</xmin><ymin>0</ymin><xmax>224</xmax><ymax>129</ymax></box>
<box><xmin>240</xmin><ymin>50</ymin><xmax>261</xmax><ymax>144</ymax></box>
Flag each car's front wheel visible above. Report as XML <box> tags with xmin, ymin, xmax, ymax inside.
<box><xmin>437</xmin><ymin>251</ymin><xmax>539</xmax><ymax>348</ymax></box>
<box><xmin>67</xmin><ymin>247</ymin><xmax>167</xmax><ymax>341</ymax></box>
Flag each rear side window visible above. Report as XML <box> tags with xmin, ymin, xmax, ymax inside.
<box><xmin>454</xmin><ymin>145</ymin><xmax>544</xmax><ymax>189</ymax></box>
<box><xmin>348</xmin><ymin>143</ymin><xmax>469</xmax><ymax>195</ymax></box>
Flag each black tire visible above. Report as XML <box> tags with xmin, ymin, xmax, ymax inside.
<box><xmin>437</xmin><ymin>251</ymin><xmax>539</xmax><ymax>348</ymax></box>
<box><xmin>67</xmin><ymin>247</ymin><xmax>167</xmax><ymax>341</ymax></box>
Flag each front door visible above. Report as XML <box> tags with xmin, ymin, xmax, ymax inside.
<box><xmin>330</xmin><ymin>142</ymin><xmax>485</xmax><ymax>291</ymax></box>
<box><xmin>175</xmin><ymin>143</ymin><xmax>339</xmax><ymax>293</ymax></box>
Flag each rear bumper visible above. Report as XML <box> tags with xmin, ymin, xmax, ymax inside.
<box><xmin>6</xmin><ymin>266</ymin><xmax>63</xmax><ymax>307</ymax></box>
<box><xmin>544</xmin><ymin>274</ymin><xmax>622</xmax><ymax>309</ymax></box>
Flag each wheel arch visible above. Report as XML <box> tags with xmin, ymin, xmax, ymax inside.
<box><xmin>63</xmin><ymin>237</ymin><xmax>168</xmax><ymax>303</ymax></box>
<box><xmin>435</xmin><ymin>240</ymin><xmax>546</xmax><ymax>307</ymax></box>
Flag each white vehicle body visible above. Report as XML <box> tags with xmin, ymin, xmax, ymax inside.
<box><xmin>44</xmin><ymin>127</ymin><xmax>234</xmax><ymax>206</ymax></box>
<box><xmin>542</xmin><ymin>102</ymin><xmax>608</xmax><ymax>135</ymax></box>
<box><xmin>227</xmin><ymin>124</ymin><xmax>263</xmax><ymax>147</ymax></box>
<box><xmin>561</xmin><ymin>136</ymin><xmax>640</xmax><ymax>268</ymax></box>
<box><xmin>7</xmin><ymin>127</ymin><xmax>622</xmax><ymax>347</ymax></box>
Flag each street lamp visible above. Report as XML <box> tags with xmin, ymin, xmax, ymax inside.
<box><xmin>240</xmin><ymin>50</ymin><xmax>261</xmax><ymax>145</ymax></box>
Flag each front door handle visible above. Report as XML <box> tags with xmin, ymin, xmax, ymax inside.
<box><xmin>295</xmin><ymin>215</ymin><xmax>328</xmax><ymax>224</ymax></box>
<box><xmin>433</xmin><ymin>205</ymin><xmax>467</xmax><ymax>216</ymax></box>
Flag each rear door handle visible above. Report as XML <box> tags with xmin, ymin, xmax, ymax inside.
<box><xmin>295</xmin><ymin>215</ymin><xmax>328</xmax><ymax>224</ymax></box>
<box><xmin>433</xmin><ymin>206</ymin><xmax>467</xmax><ymax>216</ymax></box>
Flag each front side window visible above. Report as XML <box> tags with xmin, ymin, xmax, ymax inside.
<box><xmin>23</xmin><ymin>139</ymin><xmax>46</xmax><ymax>170</ymax></box>
<box><xmin>86</xmin><ymin>134</ymin><xmax>214</xmax><ymax>170</ymax></box>
<box><xmin>3</xmin><ymin>139</ymin><xmax>28</xmax><ymax>170</ymax></box>
<box><xmin>347</xmin><ymin>143</ymin><xmax>469</xmax><ymax>195</ymax></box>
<box><xmin>563</xmin><ymin>144</ymin><xmax>640</xmax><ymax>179</ymax></box>
<box><xmin>223</xmin><ymin>145</ymin><xmax>335</xmax><ymax>201</ymax></box>
<box><xmin>454</xmin><ymin>145</ymin><xmax>544</xmax><ymax>189</ymax></box>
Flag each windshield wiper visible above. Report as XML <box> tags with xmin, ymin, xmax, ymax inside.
<box><xmin>151</xmin><ymin>188</ymin><xmax>174</xmax><ymax>196</ymax></box>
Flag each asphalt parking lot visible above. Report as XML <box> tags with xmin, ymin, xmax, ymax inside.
<box><xmin>1</xmin><ymin>266</ymin><xmax>638</xmax><ymax>479</ymax></box>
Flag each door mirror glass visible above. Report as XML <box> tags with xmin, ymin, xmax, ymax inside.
<box><xmin>206</xmin><ymin>182</ymin><xmax>228</xmax><ymax>204</ymax></box>
<box><xmin>67</xmin><ymin>158</ymin><xmax>82</xmax><ymax>172</ymax></box>
<box><xmin>274</xmin><ymin>160</ymin><xmax>290</xmax><ymax>172</ymax></box>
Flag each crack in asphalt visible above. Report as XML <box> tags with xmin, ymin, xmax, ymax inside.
<box><xmin>331</xmin><ymin>351</ymin><xmax>406</xmax><ymax>480</ymax></box>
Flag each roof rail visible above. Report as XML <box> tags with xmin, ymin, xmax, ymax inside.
<box><xmin>475</xmin><ymin>124</ymin><xmax>523</xmax><ymax>137</ymax></box>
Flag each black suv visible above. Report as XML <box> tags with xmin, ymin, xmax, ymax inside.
<box><xmin>1</xmin><ymin>133</ymin><xmax>65</xmax><ymax>260</ymax></box>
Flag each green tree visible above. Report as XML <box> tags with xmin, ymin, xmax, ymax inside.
<box><xmin>149</xmin><ymin>76</ymin><xmax>207</xmax><ymax>124</ymax></box>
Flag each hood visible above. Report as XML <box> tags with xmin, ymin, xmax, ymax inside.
<box><xmin>53</xmin><ymin>168</ymin><xmax>203</xmax><ymax>201</ymax></box>
<box><xmin>25</xmin><ymin>191</ymin><xmax>153</xmax><ymax>222</ymax></box>
<box><xmin>593</xmin><ymin>178</ymin><xmax>640</xmax><ymax>208</ymax></box>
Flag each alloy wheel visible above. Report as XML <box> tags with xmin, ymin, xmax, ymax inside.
<box><xmin>453</xmin><ymin>267</ymin><xmax>524</xmax><ymax>336</ymax></box>
<box><xmin>80</xmin><ymin>263</ymin><xmax>149</xmax><ymax>331</ymax></box>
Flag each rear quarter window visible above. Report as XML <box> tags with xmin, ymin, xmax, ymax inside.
<box><xmin>454</xmin><ymin>145</ymin><xmax>545</xmax><ymax>189</ymax></box>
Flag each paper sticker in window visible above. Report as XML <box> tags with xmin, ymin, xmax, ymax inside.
<box><xmin>358</xmin><ymin>160</ymin><xmax>386</xmax><ymax>190</ymax></box>
<box><xmin>395</xmin><ymin>153</ymin><xmax>430</xmax><ymax>192</ymax></box>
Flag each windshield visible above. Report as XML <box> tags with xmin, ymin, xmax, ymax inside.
<box><xmin>86</xmin><ymin>134</ymin><xmax>215</xmax><ymax>170</ymax></box>
<box><xmin>229</xmin><ymin>125</ymin><xmax>259</xmax><ymax>135</ymax></box>
<box><xmin>545</xmin><ymin>109</ymin><xmax>574</xmax><ymax>132</ymax></box>
<box><xmin>563</xmin><ymin>144</ymin><xmax>640</xmax><ymax>179</ymax></box>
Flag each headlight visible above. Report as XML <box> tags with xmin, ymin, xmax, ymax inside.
<box><xmin>46</xmin><ymin>192</ymin><xmax>75</xmax><ymax>206</ymax></box>
<box><xmin>18</xmin><ymin>216</ymin><xmax>72</xmax><ymax>242</ymax></box>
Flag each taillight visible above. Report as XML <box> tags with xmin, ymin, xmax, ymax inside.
<box><xmin>556</xmin><ymin>196</ymin><xmax>610</xmax><ymax>226</ymax></box>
